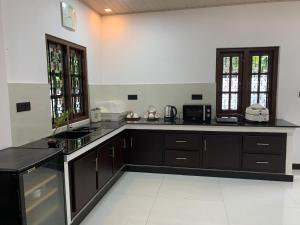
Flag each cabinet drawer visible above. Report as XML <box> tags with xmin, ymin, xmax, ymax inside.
<box><xmin>243</xmin><ymin>135</ymin><xmax>286</xmax><ymax>155</ymax></box>
<box><xmin>165</xmin><ymin>133</ymin><xmax>201</xmax><ymax>150</ymax></box>
<box><xmin>165</xmin><ymin>150</ymin><xmax>200</xmax><ymax>168</ymax></box>
<box><xmin>242</xmin><ymin>154</ymin><xmax>285</xmax><ymax>173</ymax></box>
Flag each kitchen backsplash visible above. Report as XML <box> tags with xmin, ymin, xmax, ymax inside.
<box><xmin>8</xmin><ymin>83</ymin><xmax>216</xmax><ymax>146</ymax></box>
<box><xmin>89</xmin><ymin>83</ymin><xmax>216</xmax><ymax>119</ymax></box>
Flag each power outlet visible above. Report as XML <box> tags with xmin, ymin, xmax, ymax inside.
<box><xmin>128</xmin><ymin>95</ymin><xmax>138</xmax><ymax>100</ymax></box>
<box><xmin>16</xmin><ymin>102</ymin><xmax>31</xmax><ymax>112</ymax></box>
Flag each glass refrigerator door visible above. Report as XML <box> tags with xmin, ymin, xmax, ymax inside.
<box><xmin>21</xmin><ymin>156</ymin><xmax>66</xmax><ymax>225</ymax></box>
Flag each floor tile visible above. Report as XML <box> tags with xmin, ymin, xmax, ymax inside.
<box><xmin>158</xmin><ymin>174</ymin><xmax>223</xmax><ymax>202</ymax></box>
<box><xmin>220</xmin><ymin>178</ymin><xmax>298</xmax><ymax>208</ymax></box>
<box><xmin>147</xmin><ymin>197</ymin><xmax>229</xmax><ymax>225</ymax></box>
<box><xmin>108</xmin><ymin>172</ymin><xmax>164</xmax><ymax>197</ymax></box>
<box><xmin>80</xmin><ymin>192</ymin><xmax>155</xmax><ymax>225</ymax></box>
<box><xmin>79</xmin><ymin>172</ymin><xmax>300</xmax><ymax>225</ymax></box>
<box><xmin>226</xmin><ymin>204</ymin><xmax>300</xmax><ymax>225</ymax></box>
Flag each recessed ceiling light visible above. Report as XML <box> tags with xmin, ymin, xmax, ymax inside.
<box><xmin>105</xmin><ymin>8</ymin><xmax>112</xmax><ymax>13</ymax></box>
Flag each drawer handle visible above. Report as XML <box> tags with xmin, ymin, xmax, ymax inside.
<box><xmin>257</xmin><ymin>143</ymin><xmax>270</xmax><ymax>146</ymax></box>
<box><xmin>256</xmin><ymin>161</ymin><xmax>269</xmax><ymax>164</ymax></box>
<box><xmin>175</xmin><ymin>140</ymin><xmax>187</xmax><ymax>143</ymax></box>
<box><xmin>175</xmin><ymin>157</ymin><xmax>187</xmax><ymax>160</ymax></box>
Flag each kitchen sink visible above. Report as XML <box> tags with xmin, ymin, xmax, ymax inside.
<box><xmin>53</xmin><ymin>131</ymin><xmax>91</xmax><ymax>139</ymax></box>
<box><xmin>73</xmin><ymin>127</ymin><xmax>98</xmax><ymax>132</ymax></box>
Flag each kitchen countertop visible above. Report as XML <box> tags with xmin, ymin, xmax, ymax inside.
<box><xmin>19</xmin><ymin>119</ymin><xmax>298</xmax><ymax>155</ymax></box>
<box><xmin>126</xmin><ymin>118</ymin><xmax>299</xmax><ymax>128</ymax></box>
<box><xmin>0</xmin><ymin>147</ymin><xmax>62</xmax><ymax>172</ymax></box>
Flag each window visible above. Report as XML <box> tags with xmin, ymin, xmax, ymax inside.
<box><xmin>216</xmin><ymin>47</ymin><xmax>279</xmax><ymax>120</ymax></box>
<box><xmin>46</xmin><ymin>34</ymin><xmax>89</xmax><ymax>127</ymax></box>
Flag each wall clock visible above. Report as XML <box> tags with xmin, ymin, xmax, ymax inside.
<box><xmin>61</xmin><ymin>1</ymin><xmax>77</xmax><ymax>31</ymax></box>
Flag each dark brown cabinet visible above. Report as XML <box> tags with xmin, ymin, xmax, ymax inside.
<box><xmin>70</xmin><ymin>150</ymin><xmax>97</xmax><ymax>216</ymax></box>
<box><xmin>243</xmin><ymin>135</ymin><xmax>286</xmax><ymax>155</ymax></box>
<box><xmin>165</xmin><ymin>150</ymin><xmax>200</xmax><ymax>168</ymax></box>
<box><xmin>127</xmin><ymin>130</ymin><xmax>164</xmax><ymax>166</ymax></box>
<box><xmin>113</xmin><ymin>136</ymin><xmax>126</xmax><ymax>172</ymax></box>
<box><xmin>97</xmin><ymin>143</ymin><xmax>113</xmax><ymax>189</ymax></box>
<box><xmin>242</xmin><ymin>134</ymin><xmax>286</xmax><ymax>173</ymax></box>
<box><xmin>242</xmin><ymin>153</ymin><xmax>285</xmax><ymax>173</ymax></box>
<box><xmin>203</xmin><ymin>134</ymin><xmax>242</xmax><ymax>170</ymax></box>
<box><xmin>165</xmin><ymin>133</ymin><xmax>202</xmax><ymax>150</ymax></box>
<box><xmin>70</xmin><ymin>135</ymin><xmax>125</xmax><ymax>218</ymax></box>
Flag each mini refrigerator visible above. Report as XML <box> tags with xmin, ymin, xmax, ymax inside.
<box><xmin>0</xmin><ymin>147</ymin><xmax>66</xmax><ymax>225</ymax></box>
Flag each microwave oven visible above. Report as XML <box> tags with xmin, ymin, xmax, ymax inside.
<box><xmin>183</xmin><ymin>105</ymin><xmax>212</xmax><ymax>123</ymax></box>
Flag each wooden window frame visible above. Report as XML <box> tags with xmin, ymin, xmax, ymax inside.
<box><xmin>216</xmin><ymin>47</ymin><xmax>279</xmax><ymax>121</ymax></box>
<box><xmin>46</xmin><ymin>34</ymin><xmax>89</xmax><ymax>127</ymax></box>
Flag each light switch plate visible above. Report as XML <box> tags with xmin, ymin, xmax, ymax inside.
<box><xmin>16</xmin><ymin>102</ymin><xmax>31</xmax><ymax>112</ymax></box>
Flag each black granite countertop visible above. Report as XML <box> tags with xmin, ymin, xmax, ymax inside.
<box><xmin>20</xmin><ymin>121</ymin><xmax>126</xmax><ymax>155</ymax></box>
<box><xmin>127</xmin><ymin>118</ymin><xmax>299</xmax><ymax>128</ymax></box>
<box><xmin>0</xmin><ymin>147</ymin><xmax>62</xmax><ymax>172</ymax></box>
<box><xmin>19</xmin><ymin>119</ymin><xmax>298</xmax><ymax>155</ymax></box>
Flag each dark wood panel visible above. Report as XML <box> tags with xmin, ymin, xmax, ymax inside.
<box><xmin>165</xmin><ymin>150</ymin><xmax>200</xmax><ymax>168</ymax></box>
<box><xmin>127</xmin><ymin>130</ymin><xmax>164</xmax><ymax>166</ymax></box>
<box><xmin>203</xmin><ymin>134</ymin><xmax>242</xmax><ymax>170</ymax></box>
<box><xmin>165</xmin><ymin>133</ymin><xmax>202</xmax><ymax>150</ymax></box>
<box><xmin>243</xmin><ymin>135</ymin><xmax>286</xmax><ymax>155</ymax></box>
<box><xmin>0</xmin><ymin>174</ymin><xmax>21</xmax><ymax>225</ymax></box>
<box><xmin>242</xmin><ymin>153</ymin><xmax>285</xmax><ymax>173</ymax></box>
<box><xmin>70</xmin><ymin>150</ymin><xmax>97</xmax><ymax>215</ymax></box>
<box><xmin>125</xmin><ymin>165</ymin><xmax>293</xmax><ymax>182</ymax></box>
<box><xmin>97</xmin><ymin>143</ymin><xmax>113</xmax><ymax>189</ymax></box>
<box><xmin>113</xmin><ymin>136</ymin><xmax>125</xmax><ymax>173</ymax></box>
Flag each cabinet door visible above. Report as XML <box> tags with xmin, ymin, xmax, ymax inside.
<box><xmin>127</xmin><ymin>130</ymin><xmax>164</xmax><ymax>166</ymax></box>
<box><xmin>203</xmin><ymin>134</ymin><xmax>242</xmax><ymax>170</ymax></box>
<box><xmin>70</xmin><ymin>150</ymin><xmax>97</xmax><ymax>216</ymax></box>
<box><xmin>113</xmin><ymin>136</ymin><xmax>125</xmax><ymax>173</ymax></box>
<box><xmin>97</xmin><ymin>143</ymin><xmax>113</xmax><ymax>189</ymax></box>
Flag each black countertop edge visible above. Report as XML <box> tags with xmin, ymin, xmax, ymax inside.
<box><xmin>17</xmin><ymin>119</ymin><xmax>298</xmax><ymax>156</ymax></box>
<box><xmin>0</xmin><ymin>148</ymin><xmax>62</xmax><ymax>173</ymax></box>
<box><xmin>126</xmin><ymin>118</ymin><xmax>299</xmax><ymax>128</ymax></box>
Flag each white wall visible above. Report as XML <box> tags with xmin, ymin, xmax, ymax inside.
<box><xmin>100</xmin><ymin>2</ymin><xmax>300</xmax><ymax>162</ymax></box>
<box><xmin>0</xmin><ymin>0</ymin><xmax>102</xmax><ymax>146</ymax></box>
<box><xmin>2</xmin><ymin>0</ymin><xmax>102</xmax><ymax>84</ymax></box>
<box><xmin>0</xmin><ymin>1</ymin><xmax>12</xmax><ymax>149</ymax></box>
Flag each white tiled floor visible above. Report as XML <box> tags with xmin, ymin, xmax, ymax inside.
<box><xmin>81</xmin><ymin>171</ymin><xmax>300</xmax><ymax>225</ymax></box>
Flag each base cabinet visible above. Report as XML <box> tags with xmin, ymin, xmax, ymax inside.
<box><xmin>165</xmin><ymin>150</ymin><xmax>200</xmax><ymax>168</ymax></box>
<box><xmin>69</xmin><ymin>134</ymin><xmax>125</xmax><ymax>218</ymax></box>
<box><xmin>70</xmin><ymin>150</ymin><xmax>97</xmax><ymax>216</ymax></box>
<box><xmin>203</xmin><ymin>134</ymin><xmax>242</xmax><ymax>170</ymax></box>
<box><xmin>67</xmin><ymin>128</ymin><xmax>289</xmax><ymax>225</ymax></box>
<box><xmin>126</xmin><ymin>130</ymin><xmax>164</xmax><ymax>166</ymax></box>
<box><xmin>113</xmin><ymin>136</ymin><xmax>126</xmax><ymax>172</ymax></box>
<box><xmin>97</xmin><ymin>143</ymin><xmax>113</xmax><ymax>189</ymax></box>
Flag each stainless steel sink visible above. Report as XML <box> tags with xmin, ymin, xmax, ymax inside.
<box><xmin>53</xmin><ymin>131</ymin><xmax>91</xmax><ymax>139</ymax></box>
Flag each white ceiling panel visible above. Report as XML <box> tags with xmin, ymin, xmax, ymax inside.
<box><xmin>80</xmin><ymin>0</ymin><xmax>298</xmax><ymax>15</ymax></box>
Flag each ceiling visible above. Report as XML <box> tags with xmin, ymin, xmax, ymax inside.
<box><xmin>80</xmin><ymin>0</ymin><xmax>298</xmax><ymax>16</ymax></box>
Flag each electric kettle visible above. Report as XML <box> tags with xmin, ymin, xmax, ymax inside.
<box><xmin>164</xmin><ymin>105</ymin><xmax>177</xmax><ymax>119</ymax></box>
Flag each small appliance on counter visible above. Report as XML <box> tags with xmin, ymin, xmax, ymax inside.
<box><xmin>245</xmin><ymin>104</ymin><xmax>269</xmax><ymax>122</ymax></box>
<box><xmin>125</xmin><ymin>111</ymin><xmax>141</xmax><ymax>121</ymax></box>
<box><xmin>216</xmin><ymin>116</ymin><xmax>239</xmax><ymax>123</ymax></box>
<box><xmin>144</xmin><ymin>105</ymin><xmax>160</xmax><ymax>121</ymax></box>
<box><xmin>183</xmin><ymin>105</ymin><xmax>212</xmax><ymax>123</ymax></box>
<box><xmin>164</xmin><ymin>105</ymin><xmax>177</xmax><ymax>121</ymax></box>
<box><xmin>90</xmin><ymin>107</ymin><xmax>101</xmax><ymax>123</ymax></box>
